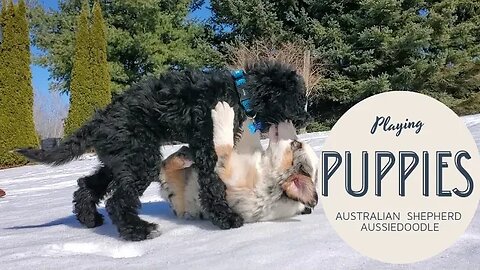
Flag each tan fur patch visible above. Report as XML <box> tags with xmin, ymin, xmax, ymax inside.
<box><xmin>215</xmin><ymin>144</ymin><xmax>233</xmax><ymax>158</ymax></box>
<box><xmin>215</xmin><ymin>144</ymin><xmax>233</xmax><ymax>180</ymax></box>
<box><xmin>242</xmin><ymin>166</ymin><xmax>259</xmax><ymax>189</ymax></box>
<box><xmin>280</xmin><ymin>148</ymin><xmax>294</xmax><ymax>172</ymax></box>
<box><xmin>163</xmin><ymin>156</ymin><xmax>188</xmax><ymax>171</ymax></box>
<box><xmin>216</xmin><ymin>144</ymin><xmax>258</xmax><ymax>190</ymax></box>
<box><xmin>162</xmin><ymin>157</ymin><xmax>187</xmax><ymax>216</ymax></box>
<box><xmin>233</xmin><ymin>165</ymin><xmax>258</xmax><ymax>190</ymax></box>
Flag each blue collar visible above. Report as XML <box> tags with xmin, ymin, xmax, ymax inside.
<box><xmin>231</xmin><ymin>70</ymin><xmax>264</xmax><ymax>133</ymax></box>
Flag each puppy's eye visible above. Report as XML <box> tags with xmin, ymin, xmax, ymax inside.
<box><xmin>291</xmin><ymin>140</ymin><xmax>302</xmax><ymax>150</ymax></box>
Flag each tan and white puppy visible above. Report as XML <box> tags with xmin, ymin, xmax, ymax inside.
<box><xmin>159</xmin><ymin>102</ymin><xmax>319</xmax><ymax>222</ymax></box>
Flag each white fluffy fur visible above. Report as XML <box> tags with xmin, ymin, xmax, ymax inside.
<box><xmin>211</xmin><ymin>102</ymin><xmax>235</xmax><ymax>148</ymax></box>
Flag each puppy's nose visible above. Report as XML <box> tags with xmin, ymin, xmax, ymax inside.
<box><xmin>306</xmin><ymin>192</ymin><xmax>318</xmax><ymax>208</ymax></box>
<box><xmin>301</xmin><ymin>207</ymin><xmax>312</xmax><ymax>215</ymax></box>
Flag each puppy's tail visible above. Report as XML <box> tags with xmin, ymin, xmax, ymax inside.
<box><xmin>16</xmin><ymin>121</ymin><xmax>96</xmax><ymax>166</ymax></box>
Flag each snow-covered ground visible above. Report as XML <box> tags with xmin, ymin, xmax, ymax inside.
<box><xmin>1</xmin><ymin>117</ymin><xmax>479</xmax><ymax>270</ymax></box>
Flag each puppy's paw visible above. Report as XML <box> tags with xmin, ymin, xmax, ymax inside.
<box><xmin>119</xmin><ymin>221</ymin><xmax>160</xmax><ymax>241</ymax></box>
<box><xmin>210</xmin><ymin>208</ymin><xmax>244</xmax><ymax>229</ymax></box>
<box><xmin>212</xmin><ymin>101</ymin><xmax>235</xmax><ymax>127</ymax></box>
<box><xmin>267</xmin><ymin>124</ymin><xmax>279</xmax><ymax>142</ymax></box>
<box><xmin>212</xmin><ymin>101</ymin><xmax>235</xmax><ymax>147</ymax></box>
<box><xmin>146</xmin><ymin>224</ymin><xmax>162</xmax><ymax>239</ymax></box>
<box><xmin>183</xmin><ymin>211</ymin><xmax>205</xmax><ymax>220</ymax></box>
<box><xmin>76</xmin><ymin>212</ymin><xmax>104</xmax><ymax>228</ymax></box>
<box><xmin>277</xmin><ymin>121</ymin><xmax>298</xmax><ymax>140</ymax></box>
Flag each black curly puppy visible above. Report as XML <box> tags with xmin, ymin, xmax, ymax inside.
<box><xmin>16</xmin><ymin>61</ymin><xmax>310</xmax><ymax>241</ymax></box>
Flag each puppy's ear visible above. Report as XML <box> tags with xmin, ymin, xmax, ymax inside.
<box><xmin>282</xmin><ymin>174</ymin><xmax>317</xmax><ymax>208</ymax></box>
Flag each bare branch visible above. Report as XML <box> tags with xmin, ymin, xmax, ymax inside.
<box><xmin>226</xmin><ymin>39</ymin><xmax>324</xmax><ymax>100</ymax></box>
<box><xmin>33</xmin><ymin>89</ymin><xmax>69</xmax><ymax>139</ymax></box>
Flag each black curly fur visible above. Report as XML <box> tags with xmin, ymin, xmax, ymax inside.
<box><xmin>73</xmin><ymin>166</ymin><xmax>112</xmax><ymax>228</ymax></box>
<box><xmin>16</xmin><ymin>61</ymin><xmax>310</xmax><ymax>241</ymax></box>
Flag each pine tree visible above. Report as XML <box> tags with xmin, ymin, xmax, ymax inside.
<box><xmin>64</xmin><ymin>0</ymin><xmax>93</xmax><ymax>136</ymax></box>
<box><xmin>90</xmin><ymin>0</ymin><xmax>110</xmax><ymax>108</ymax></box>
<box><xmin>0</xmin><ymin>0</ymin><xmax>39</xmax><ymax>167</ymax></box>
<box><xmin>65</xmin><ymin>0</ymin><xmax>111</xmax><ymax>137</ymax></box>
<box><xmin>0</xmin><ymin>2</ymin><xmax>6</xmax><ymax>143</ymax></box>
<box><xmin>0</xmin><ymin>0</ymin><xmax>6</xmax><ymax>35</ymax></box>
<box><xmin>212</xmin><ymin>0</ymin><xmax>480</xmax><ymax>121</ymax></box>
<box><xmin>0</xmin><ymin>0</ymin><xmax>7</xmax><ymax>54</ymax></box>
<box><xmin>30</xmin><ymin>0</ymin><xmax>222</xmax><ymax>93</ymax></box>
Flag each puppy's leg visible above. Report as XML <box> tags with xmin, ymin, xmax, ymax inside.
<box><xmin>211</xmin><ymin>102</ymin><xmax>235</xmax><ymax>148</ymax></box>
<box><xmin>234</xmin><ymin>120</ymin><xmax>263</xmax><ymax>155</ymax></box>
<box><xmin>211</xmin><ymin>102</ymin><xmax>235</xmax><ymax>182</ymax></box>
<box><xmin>277</xmin><ymin>121</ymin><xmax>298</xmax><ymax>140</ymax></box>
<box><xmin>212</xmin><ymin>102</ymin><xmax>235</xmax><ymax>154</ymax></box>
<box><xmin>73</xmin><ymin>166</ymin><xmax>112</xmax><ymax>228</ymax></box>
<box><xmin>160</xmin><ymin>148</ymin><xmax>193</xmax><ymax>217</ymax></box>
<box><xmin>104</xmin><ymin>147</ymin><xmax>162</xmax><ymax>241</ymax></box>
<box><xmin>190</xmin><ymin>102</ymin><xmax>243</xmax><ymax>229</ymax></box>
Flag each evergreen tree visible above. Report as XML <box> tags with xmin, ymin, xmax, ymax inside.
<box><xmin>90</xmin><ymin>0</ymin><xmax>110</xmax><ymax>109</ymax></box>
<box><xmin>0</xmin><ymin>0</ymin><xmax>39</xmax><ymax>167</ymax></box>
<box><xmin>212</xmin><ymin>0</ymin><xmax>480</xmax><ymax>122</ymax></box>
<box><xmin>30</xmin><ymin>0</ymin><xmax>222</xmax><ymax>93</ymax></box>
<box><xmin>0</xmin><ymin>0</ymin><xmax>7</xmax><ymax>53</ymax></box>
<box><xmin>0</xmin><ymin>0</ymin><xmax>6</xmax><ymax>41</ymax></box>
<box><xmin>64</xmin><ymin>0</ymin><xmax>94</xmax><ymax>136</ymax></box>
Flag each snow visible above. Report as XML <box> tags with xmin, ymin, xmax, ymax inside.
<box><xmin>1</xmin><ymin>117</ymin><xmax>479</xmax><ymax>270</ymax></box>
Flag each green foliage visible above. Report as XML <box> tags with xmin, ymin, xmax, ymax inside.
<box><xmin>90</xmin><ymin>1</ymin><xmax>110</xmax><ymax>110</ymax></box>
<box><xmin>305</xmin><ymin>121</ymin><xmax>331</xmax><ymax>133</ymax></box>
<box><xmin>0</xmin><ymin>0</ymin><xmax>39</xmax><ymax>167</ymax></box>
<box><xmin>65</xmin><ymin>0</ymin><xmax>111</xmax><ymax>136</ymax></box>
<box><xmin>454</xmin><ymin>93</ymin><xmax>480</xmax><ymax>115</ymax></box>
<box><xmin>30</xmin><ymin>0</ymin><xmax>222</xmax><ymax>93</ymax></box>
<box><xmin>212</xmin><ymin>0</ymin><xmax>480</xmax><ymax>120</ymax></box>
<box><xmin>64</xmin><ymin>0</ymin><xmax>93</xmax><ymax>136</ymax></box>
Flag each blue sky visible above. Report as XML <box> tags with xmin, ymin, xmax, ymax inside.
<box><xmin>32</xmin><ymin>0</ymin><xmax>212</xmax><ymax>105</ymax></box>
<box><xmin>31</xmin><ymin>1</ymin><xmax>60</xmax><ymax>102</ymax></box>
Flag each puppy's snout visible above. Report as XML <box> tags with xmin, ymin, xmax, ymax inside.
<box><xmin>307</xmin><ymin>191</ymin><xmax>318</xmax><ymax>208</ymax></box>
<box><xmin>301</xmin><ymin>207</ymin><xmax>312</xmax><ymax>215</ymax></box>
